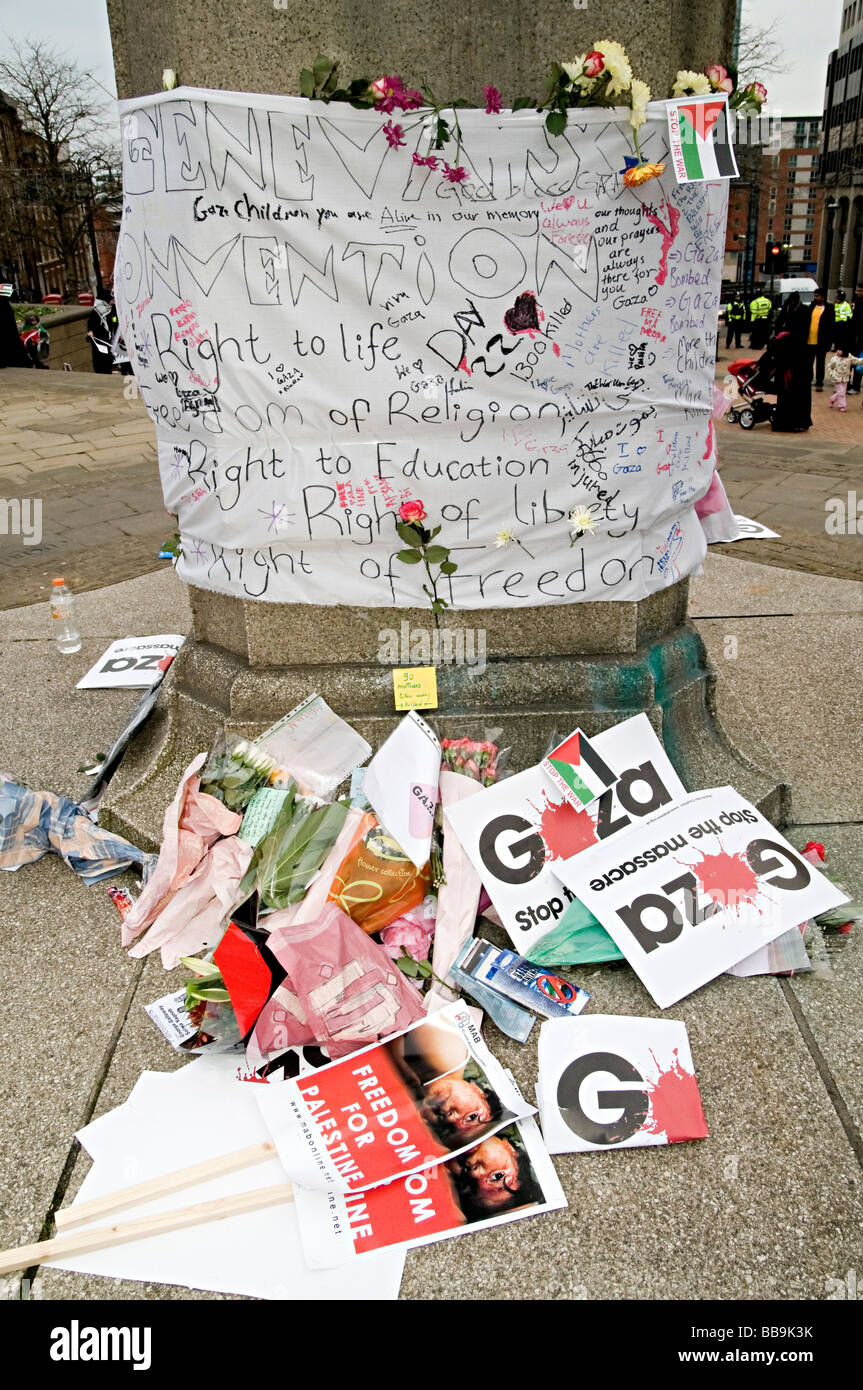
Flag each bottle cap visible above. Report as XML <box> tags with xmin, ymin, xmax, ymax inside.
<box><xmin>53</xmin><ymin>577</ymin><xmax>65</xmax><ymax>585</ymax></box>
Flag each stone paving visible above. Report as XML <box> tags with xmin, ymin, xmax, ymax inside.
<box><xmin>0</xmin><ymin>370</ymin><xmax>169</xmax><ymax>609</ymax></box>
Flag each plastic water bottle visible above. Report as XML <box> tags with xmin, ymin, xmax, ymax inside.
<box><xmin>51</xmin><ymin>577</ymin><xmax>81</xmax><ymax>654</ymax></box>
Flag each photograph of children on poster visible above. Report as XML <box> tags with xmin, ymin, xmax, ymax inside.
<box><xmin>444</xmin><ymin>713</ymin><xmax>686</xmax><ymax>952</ymax></box>
<box><xmin>538</xmin><ymin>1015</ymin><xmax>709</xmax><ymax>1152</ymax></box>
<box><xmin>556</xmin><ymin>787</ymin><xmax>848</xmax><ymax>1007</ymax></box>
<box><xmin>255</xmin><ymin>1003</ymin><xmax>531</xmax><ymax>1192</ymax></box>
<box><xmin>294</xmin><ymin>1114</ymin><xmax>565</xmax><ymax>1267</ymax></box>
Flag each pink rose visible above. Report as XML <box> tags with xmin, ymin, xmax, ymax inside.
<box><xmin>584</xmin><ymin>51</ymin><xmax>605</xmax><ymax>78</ymax></box>
<box><xmin>705</xmin><ymin>63</ymin><xmax>728</xmax><ymax>87</ymax></box>
<box><xmin>399</xmin><ymin>499</ymin><xmax>426</xmax><ymax>524</ymax></box>
<box><xmin>381</xmin><ymin>917</ymin><xmax>434</xmax><ymax>962</ymax></box>
<box><xmin>748</xmin><ymin>81</ymin><xmax>767</xmax><ymax>104</ymax></box>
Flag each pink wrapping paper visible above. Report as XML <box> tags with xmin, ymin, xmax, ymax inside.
<box><xmin>121</xmin><ymin>753</ymin><xmax>241</xmax><ymax>946</ymax></box>
<box><xmin>128</xmin><ymin>835</ymin><xmax>253</xmax><ymax>968</ymax></box>
<box><xmin>426</xmin><ymin>771</ymin><xmax>484</xmax><ymax>1013</ymax></box>
<box><xmin>246</xmin><ymin>901</ymin><xmax>426</xmax><ymax>1067</ymax></box>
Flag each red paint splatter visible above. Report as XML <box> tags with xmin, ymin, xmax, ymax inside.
<box><xmin>643</xmin><ymin>1050</ymin><xmax>709</xmax><ymax>1142</ymax></box>
<box><xmin>690</xmin><ymin>847</ymin><xmax>761</xmax><ymax>912</ymax></box>
<box><xmin>457</xmin><ymin>354</ymin><xmax>472</xmax><ymax>376</ymax></box>
<box><xmin>641</xmin><ymin>200</ymin><xmax>681</xmax><ymax>286</ymax></box>
<box><xmin>701</xmin><ymin>418</ymin><xmax>714</xmax><ymax>463</ymax></box>
<box><xmin>531</xmin><ymin>793</ymin><xmax>598</xmax><ymax>860</ymax></box>
<box><xmin>552</xmin><ymin>342</ymin><xmax>561</xmax><ymax>357</ymax></box>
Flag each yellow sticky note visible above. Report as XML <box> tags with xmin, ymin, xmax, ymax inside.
<box><xmin>392</xmin><ymin>666</ymin><xmax>438</xmax><ymax>711</ymax></box>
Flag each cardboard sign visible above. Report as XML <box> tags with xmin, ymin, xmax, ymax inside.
<box><xmin>541</xmin><ymin>727</ymin><xmax>617</xmax><ymax>809</ymax></box>
<box><xmin>556</xmin><ymin>787</ymin><xmax>848</xmax><ymax>1008</ymax></box>
<box><xmin>76</xmin><ymin>635</ymin><xmax>185</xmax><ymax>688</ymax></box>
<box><xmin>294</xmin><ymin>1113</ymin><xmax>565</xmax><ymax>1267</ymax></box>
<box><xmin>392</xmin><ymin>666</ymin><xmax>438</xmax><ymax>711</ymax></box>
<box><xmin>444</xmin><ymin>713</ymin><xmax>686</xmax><ymax>952</ymax></box>
<box><xmin>255</xmin><ymin>1002</ymin><xmax>532</xmax><ymax>1193</ymax></box>
<box><xmin>538</xmin><ymin>1015</ymin><xmax>708</xmax><ymax>1152</ymax></box>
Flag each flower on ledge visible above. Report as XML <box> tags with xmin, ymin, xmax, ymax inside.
<box><xmin>672</xmin><ymin>69</ymin><xmax>712</xmax><ymax>97</ymax></box>
<box><xmin>383</xmin><ymin>120</ymin><xmax>406</xmax><ymax>148</ymax></box>
<box><xmin>442</xmin><ymin>162</ymin><xmax>469</xmax><ymax>183</ymax></box>
<box><xmin>370</xmin><ymin>74</ymin><xmax>424</xmax><ymax>112</ymax></box>
<box><xmin>705</xmin><ymin>62</ymin><xmax>734</xmax><ymax>95</ymax></box>
<box><xmin>569</xmin><ymin>506</ymin><xmax>597</xmax><ymax>543</ymax></box>
<box><xmin>483</xmin><ymin>85</ymin><xmax>502</xmax><ymax>114</ymax></box>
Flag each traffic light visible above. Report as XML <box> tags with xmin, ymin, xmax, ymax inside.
<box><xmin>765</xmin><ymin>240</ymin><xmax>788</xmax><ymax>273</ymax></box>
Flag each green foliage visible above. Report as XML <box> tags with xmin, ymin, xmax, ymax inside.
<box><xmin>397</xmin><ymin>548</ymin><xmax>422</xmax><ymax>564</ymax></box>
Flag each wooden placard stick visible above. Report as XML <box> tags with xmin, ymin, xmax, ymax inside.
<box><xmin>0</xmin><ymin>1181</ymin><xmax>294</xmax><ymax>1277</ymax></box>
<box><xmin>54</xmin><ymin>1139</ymin><xmax>277</xmax><ymax>1232</ymax></box>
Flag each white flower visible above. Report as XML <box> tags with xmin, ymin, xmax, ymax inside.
<box><xmin>593</xmin><ymin>40</ymin><xmax>633</xmax><ymax>96</ymax></box>
<box><xmin>629</xmin><ymin>78</ymin><xmax>651</xmax><ymax>130</ymax></box>
<box><xmin>672</xmin><ymin>70</ymin><xmax>711</xmax><ymax>97</ymax></box>
<box><xmin>495</xmin><ymin>529</ymin><xmax>515</xmax><ymax>548</ymax></box>
<box><xmin>562</xmin><ymin>57</ymin><xmax>586</xmax><ymax>83</ymax></box>
<box><xmin>569</xmin><ymin>506</ymin><xmax>596</xmax><ymax>536</ymax></box>
<box><xmin>162</xmin><ymin>68</ymin><xmax>178</xmax><ymax>90</ymax></box>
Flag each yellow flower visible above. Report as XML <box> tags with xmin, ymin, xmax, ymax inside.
<box><xmin>593</xmin><ymin>39</ymin><xmax>633</xmax><ymax>96</ymax></box>
<box><xmin>569</xmin><ymin>506</ymin><xmax>596</xmax><ymax>535</ymax></box>
<box><xmin>629</xmin><ymin>78</ymin><xmax>651</xmax><ymax>130</ymax></box>
<box><xmin>672</xmin><ymin>70</ymin><xmax>712</xmax><ymax>97</ymax></box>
<box><xmin>623</xmin><ymin>161</ymin><xmax>665</xmax><ymax>186</ymax></box>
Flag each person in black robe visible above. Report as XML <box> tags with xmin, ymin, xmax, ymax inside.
<box><xmin>771</xmin><ymin>295</ymin><xmax>812</xmax><ymax>432</ymax></box>
<box><xmin>0</xmin><ymin>290</ymin><xmax>31</xmax><ymax>368</ymax></box>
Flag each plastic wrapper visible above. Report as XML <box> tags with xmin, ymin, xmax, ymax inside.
<box><xmin>245</xmin><ymin>902</ymin><xmax>427</xmax><ymax>1067</ymax></box>
<box><xmin>200</xmin><ymin>735</ymin><xmax>281</xmax><ymax>813</ymax></box>
<box><xmin>327</xmin><ymin>810</ymin><xmax>431</xmax><ymax>934</ymax></box>
<box><xmin>128</xmin><ymin>835</ymin><xmax>254</xmax><ymax>968</ymax></box>
<box><xmin>525</xmin><ymin>896</ymin><xmax>625</xmax><ymax>966</ymax></box>
<box><xmin>242</xmin><ymin>782</ymin><xmax>349</xmax><ymax>911</ymax></box>
<box><xmin>121</xmin><ymin>753</ymin><xmax>241</xmax><ymax>946</ymax></box>
<box><xmin>439</xmin><ymin>732</ymin><xmax>509</xmax><ymax>785</ymax></box>
<box><xmin>255</xmin><ymin>694</ymin><xmax>371</xmax><ymax>800</ymax></box>
<box><xmin>426</xmin><ymin>771</ymin><xmax>484</xmax><ymax>1013</ymax></box>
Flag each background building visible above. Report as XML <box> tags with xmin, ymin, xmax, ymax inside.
<box><xmin>819</xmin><ymin>3</ymin><xmax>863</xmax><ymax>291</ymax></box>
<box><xmin>725</xmin><ymin>116</ymin><xmax>824</xmax><ymax>293</ymax></box>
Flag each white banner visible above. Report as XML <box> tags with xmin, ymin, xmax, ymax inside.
<box><xmin>116</xmin><ymin>89</ymin><xmax>728</xmax><ymax>606</ymax></box>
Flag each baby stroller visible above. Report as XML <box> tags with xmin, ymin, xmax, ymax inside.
<box><xmin>725</xmin><ymin>350</ymin><xmax>778</xmax><ymax>429</ymax></box>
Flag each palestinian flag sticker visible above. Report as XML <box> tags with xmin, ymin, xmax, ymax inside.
<box><xmin>666</xmin><ymin>94</ymin><xmax>739</xmax><ymax>184</ymax></box>
<box><xmin>541</xmin><ymin>728</ymin><xmax>618</xmax><ymax>810</ymax></box>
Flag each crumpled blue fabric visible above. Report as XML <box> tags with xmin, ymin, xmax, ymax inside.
<box><xmin>0</xmin><ymin>773</ymin><xmax>155</xmax><ymax>885</ymax></box>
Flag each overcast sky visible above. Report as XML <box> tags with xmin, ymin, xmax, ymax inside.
<box><xmin>0</xmin><ymin>0</ymin><xmax>846</xmax><ymax>118</ymax></box>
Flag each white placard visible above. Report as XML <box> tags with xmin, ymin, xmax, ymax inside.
<box><xmin>538</xmin><ymin>1015</ymin><xmax>708</xmax><ymax>1152</ymax></box>
<box><xmin>555</xmin><ymin>787</ymin><xmax>848</xmax><ymax>1007</ymax></box>
<box><xmin>115</xmin><ymin>90</ymin><xmax>727</xmax><ymax>607</ymax></box>
<box><xmin>444</xmin><ymin>713</ymin><xmax>686</xmax><ymax>951</ymax></box>
<box><xmin>728</xmin><ymin>515</ymin><xmax>780</xmax><ymax>541</ymax></box>
<box><xmin>76</xmin><ymin>634</ymin><xmax>185</xmax><ymax>688</ymax></box>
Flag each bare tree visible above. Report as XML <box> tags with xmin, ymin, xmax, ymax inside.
<box><xmin>736</xmin><ymin>20</ymin><xmax>790</xmax><ymax>86</ymax></box>
<box><xmin>0</xmin><ymin>35</ymin><xmax>120</xmax><ymax>296</ymax></box>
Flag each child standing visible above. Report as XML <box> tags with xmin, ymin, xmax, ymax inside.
<box><xmin>826</xmin><ymin>347</ymin><xmax>863</xmax><ymax>411</ymax></box>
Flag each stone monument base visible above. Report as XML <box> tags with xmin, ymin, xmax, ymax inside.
<box><xmin>100</xmin><ymin>579</ymin><xmax>790</xmax><ymax>851</ymax></box>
